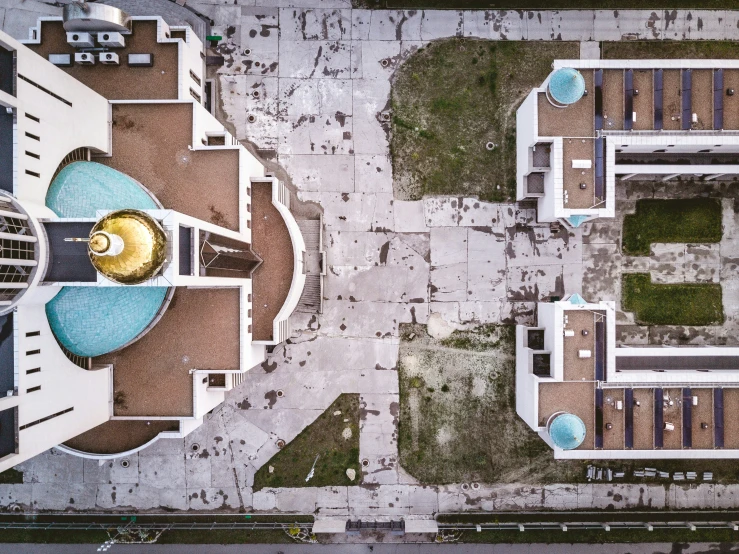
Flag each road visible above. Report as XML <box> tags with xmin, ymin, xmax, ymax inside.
<box><xmin>1</xmin><ymin>544</ymin><xmax>739</xmax><ymax>554</ymax></box>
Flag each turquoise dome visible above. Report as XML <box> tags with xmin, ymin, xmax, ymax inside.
<box><xmin>46</xmin><ymin>161</ymin><xmax>159</xmax><ymax>218</ymax></box>
<box><xmin>549</xmin><ymin>413</ymin><xmax>586</xmax><ymax>450</ymax></box>
<box><xmin>548</xmin><ymin>68</ymin><xmax>586</xmax><ymax>105</ymax></box>
<box><xmin>46</xmin><ymin>287</ymin><xmax>168</xmax><ymax>358</ymax></box>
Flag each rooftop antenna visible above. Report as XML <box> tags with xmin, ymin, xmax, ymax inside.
<box><xmin>305</xmin><ymin>454</ymin><xmax>319</xmax><ymax>483</ymax></box>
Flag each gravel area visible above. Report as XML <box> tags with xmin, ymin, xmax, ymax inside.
<box><xmin>102</xmin><ymin>103</ymin><xmax>240</xmax><ymax>231</ymax></box>
<box><xmin>662</xmin><ymin>69</ymin><xmax>682</xmax><ymax>131</ymax></box>
<box><xmin>662</xmin><ymin>387</ymin><xmax>683</xmax><ymax>450</ymax></box>
<box><xmin>602</xmin><ymin>388</ymin><xmax>624</xmax><ymax>451</ymax></box>
<box><xmin>632</xmin><ymin>388</ymin><xmax>654</xmax><ymax>450</ymax></box>
<box><xmin>99</xmin><ymin>287</ymin><xmax>240</xmax><ymax>417</ymax></box>
<box><xmin>601</xmin><ymin>69</ymin><xmax>623</xmax><ymax>131</ymax></box>
<box><xmin>250</xmin><ymin>182</ymin><xmax>294</xmax><ymax>342</ymax></box>
<box><xmin>562</xmin><ymin>310</ymin><xmax>595</xmax><ymax>381</ymax></box>
<box><xmin>536</xmin><ymin>70</ymin><xmax>595</xmax><ymax>138</ymax></box>
<box><xmin>723</xmin><ymin>70</ymin><xmax>739</xmax><ymax>129</ymax></box>
<box><xmin>691</xmin><ymin>388</ymin><xmax>714</xmax><ymax>450</ymax></box>
<box><xmin>538</xmin><ymin>381</ymin><xmax>595</xmax><ymax>450</ymax></box>
<box><xmin>26</xmin><ymin>20</ymin><xmax>179</xmax><ymax>100</ymax></box>
<box><xmin>632</xmin><ymin>70</ymin><xmax>653</xmax><ymax>131</ymax></box>
<box><xmin>563</xmin><ymin>138</ymin><xmax>595</xmax><ymax>210</ymax></box>
<box><xmin>63</xmin><ymin>420</ymin><xmax>179</xmax><ymax>455</ymax></box>
<box><xmin>691</xmin><ymin>69</ymin><xmax>713</xmax><ymax>130</ymax></box>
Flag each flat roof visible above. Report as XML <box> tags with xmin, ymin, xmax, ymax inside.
<box><xmin>63</xmin><ymin>419</ymin><xmax>179</xmax><ymax>455</ymax></box>
<box><xmin>96</xmin><ymin>287</ymin><xmax>240</xmax><ymax>417</ymax></box>
<box><xmin>251</xmin><ymin>181</ymin><xmax>294</xmax><ymax>342</ymax></box>
<box><xmin>562</xmin><ymin>310</ymin><xmax>595</xmax><ymax>381</ymax></box>
<box><xmin>101</xmin><ymin>103</ymin><xmax>241</xmax><ymax>232</ymax></box>
<box><xmin>538</xmin><ymin>381</ymin><xmax>595</xmax><ymax>451</ymax></box>
<box><xmin>25</xmin><ymin>20</ymin><xmax>179</xmax><ymax>100</ymax></box>
<box><xmin>42</xmin><ymin>222</ymin><xmax>97</xmax><ymax>282</ymax></box>
<box><xmin>616</xmin><ymin>355</ymin><xmax>739</xmax><ymax>371</ymax></box>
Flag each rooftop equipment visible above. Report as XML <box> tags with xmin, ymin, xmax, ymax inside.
<box><xmin>98</xmin><ymin>32</ymin><xmax>125</xmax><ymax>48</ymax></box>
<box><xmin>99</xmin><ymin>52</ymin><xmax>119</xmax><ymax>65</ymax></box>
<box><xmin>74</xmin><ymin>52</ymin><xmax>95</xmax><ymax>65</ymax></box>
<box><xmin>67</xmin><ymin>32</ymin><xmax>94</xmax><ymax>48</ymax></box>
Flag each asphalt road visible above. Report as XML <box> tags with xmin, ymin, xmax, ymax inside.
<box><xmin>1</xmin><ymin>544</ymin><xmax>738</xmax><ymax>554</ymax></box>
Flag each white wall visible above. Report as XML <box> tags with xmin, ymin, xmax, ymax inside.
<box><xmin>515</xmin><ymin>91</ymin><xmax>538</xmax><ymax>202</ymax></box>
<box><xmin>1</xmin><ymin>29</ymin><xmax>110</xmax><ymax>207</ymax></box>
<box><xmin>0</xmin><ymin>303</ymin><xmax>111</xmax><ymax>473</ymax></box>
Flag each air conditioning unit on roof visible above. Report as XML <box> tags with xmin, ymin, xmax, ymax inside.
<box><xmin>67</xmin><ymin>32</ymin><xmax>94</xmax><ymax>48</ymax></box>
<box><xmin>98</xmin><ymin>32</ymin><xmax>125</xmax><ymax>48</ymax></box>
<box><xmin>75</xmin><ymin>52</ymin><xmax>95</xmax><ymax>65</ymax></box>
<box><xmin>100</xmin><ymin>52</ymin><xmax>119</xmax><ymax>65</ymax></box>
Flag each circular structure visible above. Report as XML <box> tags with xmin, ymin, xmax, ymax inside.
<box><xmin>252</xmin><ymin>90</ymin><xmax>260</xmax><ymax>98</ymax></box>
<box><xmin>547</xmin><ymin>412</ymin><xmax>586</xmax><ymax>450</ymax></box>
<box><xmin>47</xmin><ymin>162</ymin><xmax>160</xmax><ymax>218</ymax></box>
<box><xmin>361</xmin><ymin>458</ymin><xmax>369</xmax><ymax>467</ymax></box>
<box><xmin>88</xmin><ymin>209</ymin><xmax>167</xmax><ymax>285</ymax></box>
<box><xmin>63</xmin><ymin>3</ymin><xmax>129</xmax><ymax>33</ymax></box>
<box><xmin>276</xmin><ymin>389</ymin><xmax>284</xmax><ymax>398</ymax></box>
<box><xmin>485</xmin><ymin>141</ymin><xmax>496</xmax><ymax>151</ymax></box>
<box><xmin>191</xmin><ymin>443</ymin><xmax>200</xmax><ymax>452</ymax></box>
<box><xmin>120</xmin><ymin>459</ymin><xmax>130</xmax><ymax>468</ymax></box>
<box><xmin>547</xmin><ymin>68</ymin><xmax>586</xmax><ymax>107</ymax></box>
<box><xmin>46</xmin><ymin>286</ymin><xmax>169</xmax><ymax>357</ymax></box>
<box><xmin>247</xmin><ymin>114</ymin><xmax>256</xmax><ymax>123</ymax></box>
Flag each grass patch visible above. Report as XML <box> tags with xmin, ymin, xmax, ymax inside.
<box><xmin>253</xmin><ymin>394</ymin><xmax>360</xmax><ymax>490</ymax></box>
<box><xmin>622</xmin><ymin>198</ymin><xmax>722</xmax><ymax>256</ymax></box>
<box><xmin>391</xmin><ymin>39</ymin><xmax>578</xmax><ymax>202</ymax></box>
<box><xmin>0</xmin><ymin>468</ymin><xmax>22</xmax><ymax>484</ymax></box>
<box><xmin>622</xmin><ymin>273</ymin><xmax>724</xmax><ymax>326</ymax></box>
<box><xmin>459</xmin><ymin>528</ymin><xmax>739</xmax><ymax>544</ymax></box>
<box><xmin>603</xmin><ymin>40</ymin><xmax>739</xmax><ymax>60</ymax></box>
<box><xmin>398</xmin><ymin>324</ymin><xmax>583</xmax><ymax>484</ymax></box>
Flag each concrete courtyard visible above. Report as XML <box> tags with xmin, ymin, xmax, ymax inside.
<box><xmin>5</xmin><ymin>0</ymin><xmax>739</xmax><ymax>519</ymax></box>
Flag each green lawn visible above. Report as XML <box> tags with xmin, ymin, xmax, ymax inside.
<box><xmin>603</xmin><ymin>41</ymin><xmax>739</xmax><ymax>60</ymax></box>
<box><xmin>622</xmin><ymin>273</ymin><xmax>724</xmax><ymax>326</ymax></box>
<box><xmin>622</xmin><ymin>198</ymin><xmax>722</xmax><ymax>256</ymax></box>
<box><xmin>0</xmin><ymin>468</ymin><xmax>22</xmax><ymax>484</ymax></box>
<box><xmin>391</xmin><ymin>39</ymin><xmax>578</xmax><ymax>202</ymax></box>
<box><xmin>253</xmin><ymin>394</ymin><xmax>360</xmax><ymax>490</ymax></box>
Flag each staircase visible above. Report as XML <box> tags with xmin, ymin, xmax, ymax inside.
<box><xmin>295</xmin><ymin>217</ymin><xmax>324</xmax><ymax>314</ymax></box>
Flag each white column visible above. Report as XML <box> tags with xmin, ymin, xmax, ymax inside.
<box><xmin>0</xmin><ymin>258</ymin><xmax>36</xmax><ymax>266</ymax></box>
<box><xmin>0</xmin><ymin>232</ymin><xmax>36</xmax><ymax>243</ymax></box>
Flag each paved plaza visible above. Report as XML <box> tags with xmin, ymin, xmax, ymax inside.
<box><xmin>5</xmin><ymin>0</ymin><xmax>739</xmax><ymax>516</ymax></box>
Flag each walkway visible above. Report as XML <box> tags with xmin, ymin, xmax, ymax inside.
<box><xmin>3</xmin><ymin>1</ymin><xmax>739</xmax><ymax>516</ymax></box>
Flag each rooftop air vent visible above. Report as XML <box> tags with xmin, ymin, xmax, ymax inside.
<box><xmin>97</xmin><ymin>32</ymin><xmax>125</xmax><ymax>48</ymax></box>
<box><xmin>75</xmin><ymin>52</ymin><xmax>95</xmax><ymax>65</ymax></box>
<box><xmin>100</xmin><ymin>52</ymin><xmax>119</xmax><ymax>65</ymax></box>
<box><xmin>67</xmin><ymin>32</ymin><xmax>94</xmax><ymax>48</ymax></box>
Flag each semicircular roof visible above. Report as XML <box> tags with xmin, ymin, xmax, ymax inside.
<box><xmin>46</xmin><ymin>161</ymin><xmax>159</xmax><ymax>218</ymax></box>
<box><xmin>46</xmin><ymin>286</ymin><xmax>168</xmax><ymax>358</ymax></box>
<box><xmin>548</xmin><ymin>68</ymin><xmax>586</xmax><ymax>106</ymax></box>
<box><xmin>549</xmin><ymin>413</ymin><xmax>586</xmax><ymax>450</ymax></box>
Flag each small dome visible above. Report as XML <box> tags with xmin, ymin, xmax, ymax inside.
<box><xmin>548</xmin><ymin>68</ymin><xmax>586</xmax><ymax>106</ymax></box>
<box><xmin>89</xmin><ymin>210</ymin><xmax>167</xmax><ymax>285</ymax></box>
<box><xmin>46</xmin><ymin>286</ymin><xmax>168</xmax><ymax>358</ymax></box>
<box><xmin>46</xmin><ymin>161</ymin><xmax>159</xmax><ymax>218</ymax></box>
<box><xmin>548</xmin><ymin>413</ymin><xmax>586</xmax><ymax>450</ymax></box>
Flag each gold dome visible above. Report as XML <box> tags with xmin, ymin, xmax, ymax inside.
<box><xmin>89</xmin><ymin>209</ymin><xmax>167</xmax><ymax>285</ymax></box>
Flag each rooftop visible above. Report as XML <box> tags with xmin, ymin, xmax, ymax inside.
<box><xmin>101</xmin><ymin>103</ymin><xmax>241</xmax><ymax>232</ymax></box>
<box><xmin>63</xmin><ymin>419</ymin><xmax>179</xmax><ymax>455</ymax></box>
<box><xmin>26</xmin><ymin>20</ymin><xmax>179</xmax><ymax>100</ymax></box>
<box><xmin>250</xmin><ymin>181</ymin><xmax>295</xmax><ymax>342</ymax></box>
<box><xmin>96</xmin><ymin>287</ymin><xmax>240</xmax><ymax>417</ymax></box>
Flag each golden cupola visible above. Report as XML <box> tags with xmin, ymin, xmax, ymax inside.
<box><xmin>86</xmin><ymin>209</ymin><xmax>167</xmax><ymax>285</ymax></box>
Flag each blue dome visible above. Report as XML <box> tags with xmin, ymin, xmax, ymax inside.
<box><xmin>46</xmin><ymin>161</ymin><xmax>159</xmax><ymax>218</ymax></box>
<box><xmin>548</xmin><ymin>68</ymin><xmax>586</xmax><ymax>105</ymax></box>
<box><xmin>46</xmin><ymin>287</ymin><xmax>168</xmax><ymax>357</ymax></box>
<box><xmin>549</xmin><ymin>413</ymin><xmax>586</xmax><ymax>450</ymax></box>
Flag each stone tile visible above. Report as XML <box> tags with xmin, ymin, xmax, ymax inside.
<box><xmin>96</xmin><ymin>484</ymin><xmax>188</xmax><ymax>510</ymax></box>
<box><xmin>185</xmin><ymin>457</ymin><xmax>212</xmax><ymax>489</ymax></box>
<box><xmin>279</xmin><ymin>8</ymin><xmax>351</xmax><ymax>41</ymax></box>
<box><xmin>368</xmin><ymin>10</ymin><xmax>422</xmax><ymax>41</ymax></box>
<box><xmin>420</xmin><ymin>10</ymin><xmax>463</xmax><ymax>40</ymax></box>
<box><xmin>525</xmin><ymin>10</ymin><xmax>555</xmax><ymax>41</ymax></box>
<box><xmin>394</xmin><ymin>201</ymin><xmax>429</xmax><ymax>233</ymax></box>
<box><xmin>351</xmin><ymin>9</ymin><xmax>371</xmax><ymax>41</ymax></box>
<box><xmin>430</xmin><ymin>264</ymin><xmax>468</xmax><ymax>302</ymax></box>
<box><xmin>31</xmin><ymin>483</ymin><xmax>97</xmax><ymax>511</ymax></box>
<box><xmin>430</xmin><ymin>227</ymin><xmax>468</xmax><ymax>266</ymax></box>
<box><xmin>555</xmin><ymin>10</ymin><xmax>594</xmax><ymax>41</ymax></box>
<box><xmin>278</xmin><ymin>40</ymin><xmax>351</xmax><ymax>79</ymax></box>
<box><xmin>278</xmin><ymin>113</ymin><xmax>353</xmax><ymax>155</ymax></box>
<box><xmin>21</xmin><ymin>449</ymin><xmax>83</xmax><ymax>484</ymax></box>
<box><xmin>83</xmin><ymin>456</ymin><xmax>140</xmax><ymax>485</ymax></box>
<box><xmin>138</xmin><ymin>455</ymin><xmax>186</xmax><ymax>489</ymax></box>
<box><xmin>355</xmin><ymin>154</ymin><xmax>392</xmax><ymax>194</ymax></box>
<box><xmin>280</xmin><ymin>154</ymin><xmax>354</xmax><ymax>192</ymax></box>
<box><xmin>593</xmin><ymin>10</ymin><xmax>622</xmax><ymax>41</ymax></box>
<box><xmin>188</xmin><ymin>487</ymin><xmax>243</xmax><ymax>510</ymax></box>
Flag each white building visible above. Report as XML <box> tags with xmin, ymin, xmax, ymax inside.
<box><xmin>517</xmin><ymin>60</ymin><xmax>739</xmax><ymax>228</ymax></box>
<box><xmin>517</xmin><ymin>296</ymin><xmax>739</xmax><ymax>458</ymax></box>
<box><xmin>0</xmin><ymin>5</ymin><xmax>313</xmax><ymax>471</ymax></box>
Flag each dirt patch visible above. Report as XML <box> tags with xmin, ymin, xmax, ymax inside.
<box><xmin>397</xmin><ymin>324</ymin><xmax>580</xmax><ymax>484</ymax></box>
<box><xmin>391</xmin><ymin>39</ymin><xmax>578</xmax><ymax>202</ymax></box>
